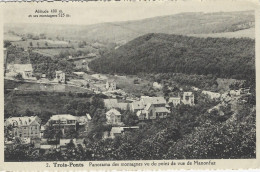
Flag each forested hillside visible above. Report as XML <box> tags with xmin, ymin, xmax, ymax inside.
<box><xmin>89</xmin><ymin>33</ymin><xmax>255</xmax><ymax>80</ymax></box>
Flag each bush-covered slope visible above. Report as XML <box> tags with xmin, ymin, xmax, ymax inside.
<box><xmin>89</xmin><ymin>33</ymin><xmax>255</xmax><ymax>80</ymax></box>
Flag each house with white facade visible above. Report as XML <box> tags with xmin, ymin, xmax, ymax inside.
<box><xmin>202</xmin><ymin>91</ymin><xmax>221</xmax><ymax>100</ymax></box>
<box><xmin>182</xmin><ymin>92</ymin><xmax>195</xmax><ymax>106</ymax></box>
<box><xmin>106</xmin><ymin>79</ymin><xmax>117</xmax><ymax>91</ymax></box>
<box><xmin>106</xmin><ymin>108</ymin><xmax>123</xmax><ymax>125</ymax></box>
<box><xmin>168</xmin><ymin>97</ymin><xmax>181</xmax><ymax>107</ymax></box>
<box><xmin>46</xmin><ymin>114</ymin><xmax>77</xmax><ymax>135</ymax></box>
<box><xmin>5</xmin><ymin>116</ymin><xmax>41</xmax><ymax>139</ymax></box>
<box><xmin>55</xmin><ymin>71</ymin><xmax>66</xmax><ymax>83</ymax></box>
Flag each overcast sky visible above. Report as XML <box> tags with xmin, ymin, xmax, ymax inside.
<box><xmin>2</xmin><ymin>0</ymin><xmax>257</xmax><ymax>26</ymax></box>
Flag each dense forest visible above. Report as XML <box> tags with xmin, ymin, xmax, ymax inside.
<box><xmin>89</xmin><ymin>33</ymin><xmax>255</xmax><ymax>80</ymax></box>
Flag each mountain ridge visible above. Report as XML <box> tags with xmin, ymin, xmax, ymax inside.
<box><xmin>5</xmin><ymin>10</ymin><xmax>255</xmax><ymax>43</ymax></box>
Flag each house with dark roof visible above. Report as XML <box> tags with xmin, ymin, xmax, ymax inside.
<box><xmin>136</xmin><ymin>103</ymin><xmax>170</xmax><ymax>120</ymax></box>
<box><xmin>132</xmin><ymin>96</ymin><xmax>170</xmax><ymax>120</ymax></box>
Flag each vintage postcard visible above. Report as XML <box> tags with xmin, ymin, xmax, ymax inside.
<box><xmin>0</xmin><ymin>0</ymin><xmax>259</xmax><ymax>170</ymax></box>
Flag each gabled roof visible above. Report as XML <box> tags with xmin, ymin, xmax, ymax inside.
<box><xmin>183</xmin><ymin>92</ymin><xmax>193</xmax><ymax>96</ymax></box>
<box><xmin>141</xmin><ymin>96</ymin><xmax>167</xmax><ymax>105</ymax></box>
<box><xmin>118</xmin><ymin>103</ymin><xmax>128</xmax><ymax>110</ymax></box>
<box><xmin>13</xmin><ymin>64</ymin><xmax>33</xmax><ymax>72</ymax></box>
<box><xmin>131</xmin><ymin>101</ymin><xmax>144</xmax><ymax>110</ymax></box>
<box><xmin>60</xmin><ymin>139</ymin><xmax>76</xmax><ymax>146</ymax></box>
<box><xmin>154</xmin><ymin>107</ymin><xmax>171</xmax><ymax>113</ymax></box>
<box><xmin>73</xmin><ymin>72</ymin><xmax>85</xmax><ymax>75</ymax></box>
<box><xmin>104</xmin><ymin>99</ymin><xmax>118</xmax><ymax>108</ymax></box>
<box><xmin>56</xmin><ymin>71</ymin><xmax>64</xmax><ymax>74</ymax></box>
<box><xmin>169</xmin><ymin>97</ymin><xmax>181</xmax><ymax>101</ymax></box>
<box><xmin>5</xmin><ymin>116</ymin><xmax>40</xmax><ymax>127</ymax></box>
<box><xmin>7</xmin><ymin>64</ymin><xmax>33</xmax><ymax>73</ymax></box>
<box><xmin>107</xmin><ymin>79</ymin><xmax>116</xmax><ymax>83</ymax></box>
<box><xmin>106</xmin><ymin>108</ymin><xmax>121</xmax><ymax>116</ymax></box>
<box><xmin>144</xmin><ymin>103</ymin><xmax>152</xmax><ymax>111</ymax></box>
<box><xmin>111</xmin><ymin>127</ymin><xmax>124</xmax><ymax>134</ymax></box>
<box><xmin>50</xmin><ymin>114</ymin><xmax>77</xmax><ymax>121</ymax></box>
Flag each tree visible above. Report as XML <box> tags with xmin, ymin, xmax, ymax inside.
<box><xmin>122</xmin><ymin>110</ymin><xmax>138</xmax><ymax>126</ymax></box>
<box><xmin>25</xmin><ymin>108</ymin><xmax>34</xmax><ymax>116</ymax></box>
<box><xmin>4</xmin><ymin>40</ymin><xmax>11</xmax><ymax>48</ymax></box>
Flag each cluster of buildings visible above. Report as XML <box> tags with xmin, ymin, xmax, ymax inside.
<box><xmin>4</xmin><ymin>113</ymin><xmax>92</xmax><ymax>151</ymax></box>
<box><xmin>133</xmin><ymin>93</ymin><xmax>194</xmax><ymax>120</ymax></box>
<box><xmin>103</xmin><ymin>92</ymin><xmax>195</xmax><ymax>121</ymax></box>
<box><xmin>4</xmin><ymin>91</ymin><xmax>196</xmax><ymax>149</ymax></box>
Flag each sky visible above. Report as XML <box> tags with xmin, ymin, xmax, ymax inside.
<box><xmin>2</xmin><ymin>0</ymin><xmax>258</xmax><ymax>26</ymax></box>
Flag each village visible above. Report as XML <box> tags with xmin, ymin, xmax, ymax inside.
<box><xmin>3</xmin><ymin>29</ymin><xmax>253</xmax><ymax>160</ymax></box>
<box><xmin>4</xmin><ymin>61</ymin><xmax>251</xmax><ymax>155</ymax></box>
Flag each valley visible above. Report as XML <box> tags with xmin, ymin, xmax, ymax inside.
<box><xmin>4</xmin><ymin>10</ymin><xmax>256</xmax><ymax>161</ymax></box>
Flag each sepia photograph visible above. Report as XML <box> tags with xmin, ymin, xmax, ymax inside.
<box><xmin>2</xmin><ymin>0</ymin><xmax>257</xmax><ymax>166</ymax></box>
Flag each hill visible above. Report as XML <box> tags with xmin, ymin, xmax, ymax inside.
<box><xmin>5</xmin><ymin>11</ymin><xmax>254</xmax><ymax>43</ymax></box>
<box><xmin>89</xmin><ymin>33</ymin><xmax>255</xmax><ymax>80</ymax></box>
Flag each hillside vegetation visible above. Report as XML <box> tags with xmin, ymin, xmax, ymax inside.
<box><xmin>5</xmin><ymin>11</ymin><xmax>254</xmax><ymax>43</ymax></box>
<box><xmin>89</xmin><ymin>33</ymin><xmax>255</xmax><ymax>80</ymax></box>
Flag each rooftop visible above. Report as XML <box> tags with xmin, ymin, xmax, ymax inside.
<box><xmin>132</xmin><ymin>101</ymin><xmax>144</xmax><ymax>110</ymax></box>
<box><xmin>183</xmin><ymin>92</ymin><xmax>193</xmax><ymax>96</ymax></box>
<box><xmin>154</xmin><ymin>107</ymin><xmax>171</xmax><ymax>113</ymax></box>
<box><xmin>106</xmin><ymin>108</ymin><xmax>121</xmax><ymax>116</ymax></box>
<box><xmin>111</xmin><ymin>127</ymin><xmax>124</xmax><ymax>134</ymax></box>
<box><xmin>141</xmin><ymin>96</ymin><xmax>167</xmax><ymax>105</ymax></box>
<box><xmin>8</xmin><ymin>64</ymin><xmax>33</xmax><ymax>72</ymax></box>
<box><xmin>50</xmin><ymin>114</ymin><xmax>77</xmax><ymax>121</ymax></box>
<box><xmin>5</xmin><ymin>116</ymin><xmax>39</xmax><ymax>127</ymax></box>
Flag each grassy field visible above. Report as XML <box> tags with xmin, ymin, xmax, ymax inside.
<box><xmin>5</xmin><ymin>79</ymin><xmax>91</xmax><ymax>93</ymax></box>
<box><xmin>10</xmin><ymin>39</ymin><xmax>71</xmax><ymax>50</ymax></box>
<box><xmin>32</xmin><ymin>48</ymin><xmax>74</xmax><ymax>57</ymax></box>
<box><xmin>188</xmin><ymin>28</ymin><xmax>255</xmax><ymax>39</ymax></box>
<box><xmin>4</xmin><ymin>34</ymin><xmax>22</xmax><ymax>41</ymax></box>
